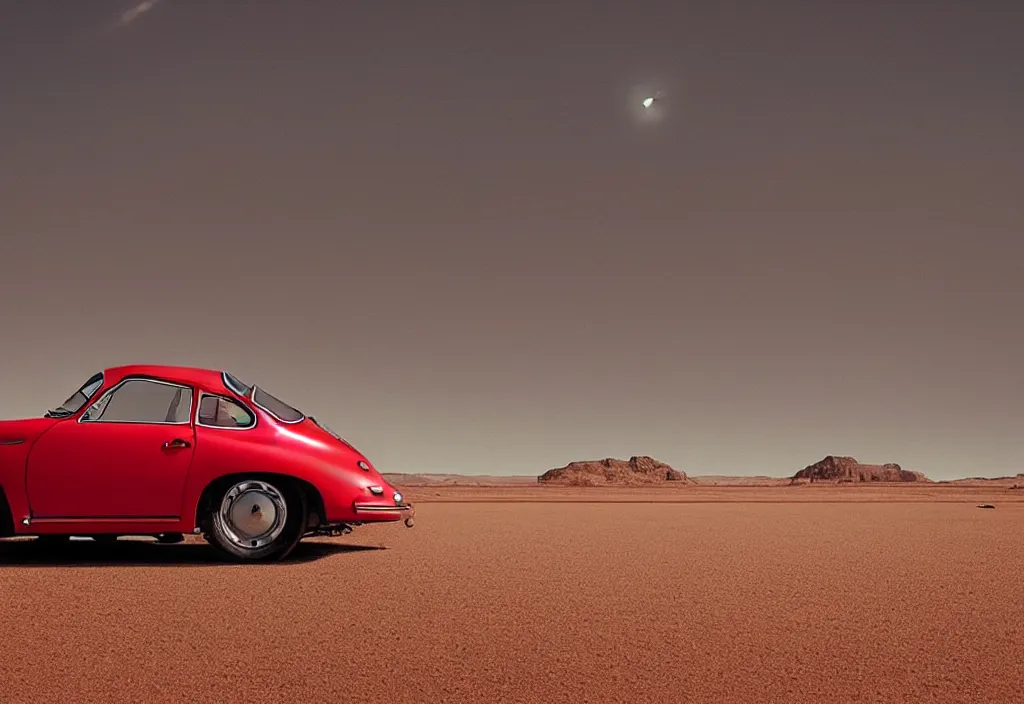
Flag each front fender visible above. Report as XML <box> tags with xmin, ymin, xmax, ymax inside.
<box><xmin>0</xmin><ymin>442</ymin><xmax>32</xmax><ymax>529</ymax></box>
<box><xmin>0</xmin><ymin>417</ymin><xmax>61</xmax><ymax>530</ymax></box>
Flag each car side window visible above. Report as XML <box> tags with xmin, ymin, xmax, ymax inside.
<box><xmin>81</xmin><ymin>379</ymin><xmax>193</xmax><ymax>424</ymax></box>
<box><xmin>197</xmin><ymin>394</ymin><xmax>255</xmax><ymax>429</ymax></box>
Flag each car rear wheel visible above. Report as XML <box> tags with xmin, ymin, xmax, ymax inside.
<box><xmin>207</xmin><ymin>478</ymin><xmax>307</xmax><ymax>562</ymax></box>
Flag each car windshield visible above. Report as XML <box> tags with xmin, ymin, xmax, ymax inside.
<box><xmin>222</xmin><ymin>371</ymin><xmax>305</xmax><ymax>423</ymax></box>
<box><xmin>47</xmin><ymin>372</ymin><xmax>104</xmax><ymax>417</ymax></box>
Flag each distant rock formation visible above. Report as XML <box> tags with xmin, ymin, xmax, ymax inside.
<box><xmin>791</xmin><ymin>455</ymin><xmax>931</xmax><ymax>484</ymax></box>
<box><xmin>939</xmin><ymin>473</ymin><xmax>1024</xmax><ymax>488</ymax></box>
<box><xmin>538</xmin><ymin>456</ymin><xmax>691</xmax><ymax>486</ymax></box>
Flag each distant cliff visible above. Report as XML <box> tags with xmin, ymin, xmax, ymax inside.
<box><xmin>791</xmin><ymin>455</ymin><xmax>930</xmax><ymax>484</ymax></box>
<box><xmin>539</xmin><ymin>456</ymin><xmax>691</xmax><ymax>486</ymax></box>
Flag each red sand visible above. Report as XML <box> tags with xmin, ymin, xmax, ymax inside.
<box><xmin>396</xmin><ymin>483</ymin><xmax>1024</xmax><ymax>504</ymax></box>
<box><xmin>1</xmin><ymin>489</ymin><xmax>1022</xmax><ymax>703</ymax></box>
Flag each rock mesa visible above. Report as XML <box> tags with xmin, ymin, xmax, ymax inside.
<box><xmin>539</xmin><ymin>456</ymin><xmax>690</xmax><ymax>486</ymax></box>
<box><xmin>791</xmin><ymin>455</ymin><xmax>930</xmax><ymax>484</ymax></box>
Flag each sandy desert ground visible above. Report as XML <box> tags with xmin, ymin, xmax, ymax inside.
<box><xmin>1</xmin><ymin>486</ymin><xmax>1022</xmax><ymax>703</ymax></box>
<box><xmin>392</xmin><ymin>481</ymin><xmax>1024</xmax><ymax>505</ymax></box>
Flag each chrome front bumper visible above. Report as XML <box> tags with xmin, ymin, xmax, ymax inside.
<box><xmin>352</xmin><ymin>502</ymin><xmax>416</xmax><ymax>527</ymax></box>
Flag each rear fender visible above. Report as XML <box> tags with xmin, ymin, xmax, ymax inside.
<box><xmin>192</xmin><ymin>472</ymin><xmax>328</xmax><ymax>531</ymax></box>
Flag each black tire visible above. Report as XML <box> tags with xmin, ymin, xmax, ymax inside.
<box><xmin>206</xmin><ymin>478</ymin><xmax>307</xmax><ymax>562</ymax></box>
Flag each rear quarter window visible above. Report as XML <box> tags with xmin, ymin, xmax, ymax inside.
<box><xmin>252</xmin><ymin>387</ymin><xmax>304</xmax><ymax>423</ymax></box>
<box><xmin>198</xmin><ymin>394</ymin><xmax>256</xmax><ymax>429</ymax></box>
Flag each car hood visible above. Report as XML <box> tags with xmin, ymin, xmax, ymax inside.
<box><xmin>0</xmin><ymin>417</ymin><xmax>59</xmax><ymax>445</ymax></box>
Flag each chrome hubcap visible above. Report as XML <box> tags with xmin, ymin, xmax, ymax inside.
<box><xmin>219</xmin><ymin>480</ymin><xmax>288</xmax><ymax>550</ymax></box>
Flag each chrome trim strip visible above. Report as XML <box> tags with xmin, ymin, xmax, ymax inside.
<box><xmin>28</xmin><ymin>516</ymin><xmax>181</xmax><ymax>523</ymax></box>
<box><xmin>78</xmin><ymin>376</ymin><xmax>195</xmax><ymax>426</ymax></box>
<box><xmin>353</xmin><ymin>504</ymin><xmax>413</xmax><ymax>512</ymax></box>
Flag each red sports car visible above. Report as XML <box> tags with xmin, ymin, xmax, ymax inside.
<box><xmin>0</xmin><ymin>365</ymin><xmax>414</xmax><ymax>561</ymax></box>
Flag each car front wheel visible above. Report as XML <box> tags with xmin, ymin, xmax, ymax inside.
<box><xmin>207</xmin><ymin>478</ymin><xmax>307</xmax><ymax>562</ymax></box>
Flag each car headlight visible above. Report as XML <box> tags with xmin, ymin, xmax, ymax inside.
<box><xmin>357</xmin><ymin>460</ymin><xmax>370</xmax><ymax>471</ymax></box>
<box><xmin>393</xmin><ymin>492</ymin><xmax>404</xmax><ymax>504</ymax></box>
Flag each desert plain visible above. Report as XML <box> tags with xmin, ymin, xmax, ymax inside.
<box><xmin>1</xmin><ymin>481</ymin><xmax>1022</xmax><ymax>704</ymax></box>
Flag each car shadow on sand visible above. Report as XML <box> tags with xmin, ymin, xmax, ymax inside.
<box><xmin>0</xmin><ymin>538</ymin><xmax>384</xmax><ymax>567</ymax></box>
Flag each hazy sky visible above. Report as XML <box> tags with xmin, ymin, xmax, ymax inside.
<box><xmin>2</xmin><ymin>1</ymin><xmax>1022</xmax><ymax>479</ymax></box>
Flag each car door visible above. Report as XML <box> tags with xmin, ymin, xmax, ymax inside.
<box><xmin>25</xmin><ymin>377</ymin><xmax>197</xmax><ymax>519</ymax></box>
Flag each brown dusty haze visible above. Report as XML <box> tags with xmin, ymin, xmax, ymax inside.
<box><xmin>3</xmin><ymin>2</ymin><xmax>1024</xmax><ymax>481</ymax></box>
<box><xmin>2</xmin><ymin>1</ymin><xmax>1024</xmax><ymax>702</ymax></box>
<box><xmin>1</xmin><ymin>485</ymin><xmax>1023</xmax><ymax>703</ymax></box>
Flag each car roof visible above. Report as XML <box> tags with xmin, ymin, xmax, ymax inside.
<box><xmin>101</xmin><ymin>364</ymin><xmax>232</xmax><ymax>390</ymax></box>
